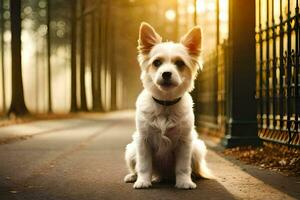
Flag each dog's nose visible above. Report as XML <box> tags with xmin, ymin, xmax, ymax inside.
<box><xmin>162</xmin><ymin>72</ymin><xmax>172</xmax><ymax>80</ymax></box>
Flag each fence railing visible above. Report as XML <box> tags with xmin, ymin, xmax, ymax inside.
<box><xmin>256</xmin><ymin>0</ymin><xmax>299</xmax><ymax>146</ymax></box>
<box><xmin>194</xmin><ymin>41</ymin><xmax>229</xmax><ymax>137</ymax></box>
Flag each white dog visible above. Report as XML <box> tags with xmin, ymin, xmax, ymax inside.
<box><xmin>124</xmin><ymin>22</ymin><xmax>213</xmax><ymax>189</ymax></box>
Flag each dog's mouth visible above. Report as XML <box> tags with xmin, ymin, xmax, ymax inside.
<box><xmin>157</xmin><ymin>80</ymin><xmax>178</xmax><ymax>90</ymax></box>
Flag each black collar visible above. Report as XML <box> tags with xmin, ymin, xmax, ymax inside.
<box><xmin>152</xmin><ymin>96</ymin><xmax>182</xmax><ymax>106</ymax></box>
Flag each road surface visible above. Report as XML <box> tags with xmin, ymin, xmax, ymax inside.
<box><xmin>0</xmin><ymin>111</ymin><xmax>299</xmax><ymax>200</ymax></box>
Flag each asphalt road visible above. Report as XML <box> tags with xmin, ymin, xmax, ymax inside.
<box><xmin>0</xmin><ymin>112</ymin><xmax>299</xmax><ymax>200</ymax></box>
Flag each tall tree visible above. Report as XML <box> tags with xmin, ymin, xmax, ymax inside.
<box><xmin>110</xmin><ymin>13</ymin><xmax>117</xmax><ymax>110</ymax></box>
<box><xmin>8</xmin><ymin>0</ymin><xmax>28</xmax><ymax>115</ymax></box>
<box><xmin>70</xmin><ymin>0</ymin><xmax>78</xmax><ymax>112</ymax></box>
<box><xmin>79</xmin><ymin>0</ymin><xmax>87</xmax><ymax>111</ymax></box>
<box><xmin>91</xmin><ymin>11</ymin><xmax>102</xmax><ymax>111</ymax></box>
<box><xmin>46</xmin><ymin>0</ymin><xmax>52</xmax><ymax>113</ymax></box>
<box><xmin>96</xmin><ymin>1</ymin><xmax>104</xmax><ymax>111</ymax></box>
<box><xmin>103</xmin><ymin>0</ymin><xmax>111</xmax><ymax>110</ymax></box>
<box><xmin>0</xmin><ymin>0</ymin><xmax>6</xmax><ymax>113</ymax></box>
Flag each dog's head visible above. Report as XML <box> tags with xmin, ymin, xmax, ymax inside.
<box><xmin>137</xmin><ymin>22</ymin><xmax>202</xmax><ymax>100</ymax></box>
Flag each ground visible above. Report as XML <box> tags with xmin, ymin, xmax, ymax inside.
<box><xmin>0</xmin><ymin>111</ymin><xmax>299</xmax><ymax>200</ymax></box>
<box><xmin>223</xmin><ymin>144</ymin><xmax>300</xmax><ymax>176</ymax></box>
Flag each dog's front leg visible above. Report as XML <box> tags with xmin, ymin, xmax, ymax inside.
<box><xmin>175</xmin><ymin>140</ymin><xmax>196</xmax><ymax>189</ymax></box>
<box><xmin>134</xmin><ymin>137</ymin><xmax>152</xmax><ymax>189</ymax></box>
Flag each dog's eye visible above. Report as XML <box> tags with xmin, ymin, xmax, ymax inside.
<box><xmin>153</xmin><ymin>59</ymin><xmax>162</xmax><ymax>67</ymax></box>
<box><xmin>175</xmin><ymin>60</ymin><xmax>185</xmax><ymax>69</ymax></box>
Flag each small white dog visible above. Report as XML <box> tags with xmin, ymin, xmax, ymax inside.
<box><xmin>124</xmin><ymin>22</ymin><xmax>213</xmax><ymax>189</ymax></box>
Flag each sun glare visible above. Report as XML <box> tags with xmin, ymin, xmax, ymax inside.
<box><xmin>165</xmin><ymin>9</ymin><xmax>176</xmax><ymax>22</ymax></box>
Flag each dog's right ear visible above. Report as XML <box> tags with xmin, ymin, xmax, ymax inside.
<box><xmin>138</xmin><ymin>22</ymin><xmax>162</xmax><ymax>55</ymax></box>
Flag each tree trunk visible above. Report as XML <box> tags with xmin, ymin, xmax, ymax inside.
<box><xmin>0</xmin><ymin>0</ymin><xmax>6</xmax><ymax>113</ymax></box>
<box><xmin>8</xmin><ymin>0</ymin><xmax>28</xmax><ymax>116</ymax></box>
<box><xmin>90</xmin><ymin>12</ymin><xmax>96</xmax><ymax>110</ymax></box>
<box><xmin>110</xmin><ymin>12</ymin><xmax>117</xmax><ymax>111</ymax></box>
<box><xmin>47</xmin><ymin>0</ymin><xmax>52</xmax><ymax>113</ymax></box>
<box><xmin>79</xmin><ymin>0</ymin><xmax>87</xmax><ymax>111</ymax></box>
<box><xmin>97</xmin><ymin>1</ymin><xmax>104</xmax><ymax>111</ymax></box>
<box><xmin>70</xmin><ymin>0</ymin><xmax>78</xmax><ymax>112</ymax></box>
<box><xmin>91</xmin><ymin>11</ymin><xmax>102</xmax><ymax>111</ymax></box>
<box><xmin>104</xmin><ymin>0</ymin><xmax>111</xmax><ymax>111</ymax></box>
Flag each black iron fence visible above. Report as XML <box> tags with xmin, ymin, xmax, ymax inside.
<box><xmin>195</xmin><ymin>0</ymin><xmax>299</xmax><ymax>147</ymax></box>
<box><xmin>256</xmin><ymin>0</ymin><xmax>299</xmax><ymax>146</ymax></box>
<box><xmin>194</xmin><ymin>42</ymin><xmax>229</xmax><ymax>137</ymax></box>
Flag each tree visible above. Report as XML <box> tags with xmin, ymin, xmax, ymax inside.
<box><xmin>110</xmin><ymin>14</ymin><xmax>117</xmax><ymax>110</ymax></box>
<box><xmin>70</xmin><ymin>0</ymin><xmax>78</xmax><ymax>112</ymax></box>
<box><xmin>47</xmin><ymin>0</ymin><xmax>52</xmax><ymax>113</ymax></box>
<box><xmin>91</xmin><ymin>11</ymin><xmax>102</xmax><ymax>111</ymax></box>
<box><xmin>96</xmin><ymin>1</ymin><xmax>105</xmax><ymax>112</ymax></box>
<box><xmin>0</xmin><ymin>0</ymin><xmax>6</xmax><ymax>113</ymax></box>
<box><xmin>103</xmin><ymin>0</ymin><xmax>111</xmax><ymax>110</ymax></box>
<box><xmin>8</xmin><ymin>0</ymin><xmax>28</xmax><ymax>115</ymax></box>
<box><xmin>79</xmin><ymin>0</ymin><xmax>87</xmax><ymax>111</ymax></box>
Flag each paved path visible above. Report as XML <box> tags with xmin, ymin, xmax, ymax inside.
<box><xmin>0</xmin><ymin>111</ymin><xmax>299</xmax><ymax>200</ymax></box>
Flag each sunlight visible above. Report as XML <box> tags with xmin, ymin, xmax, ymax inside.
<box><xmin>21</xmin><ymin>30</ymin><xmax>35</xmax><ymax>66</ymax></box>
<box><xmin>187</xmin><ymin>4</ymin><xmax>195</xmax><ymax>14</ymax></box>
<box><xmin>165</xmin><ymin>9</ymin><xmax>176</xmax><ymax>22</ymax></box>
<box><xmin>207</xmin><ymin>1</ymin><xmax>215</xmax><ymax>11</ymax></box>
<box><xmin>196</xmin><ymin>0</ymin><xmax>206</xmax><ymax>13</ymax></box>
<box><xmin>3</xmin><ymin>31</ymin><xmax>11</xmax><ymax>42</ymax></box>
<box><xmin>220</xmin><ymin>0</ymin><xmax>228</xmax><ymax>9</ymax></box>
<box><xmin>186</xmin><ymin>0</ymin><xmax>205</xmax><ymax>14</ymax></box>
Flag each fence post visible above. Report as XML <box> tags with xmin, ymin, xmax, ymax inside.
<box><xmin>222</xmin><ymin>0</ymin><xmax>261</xmax><ymax>147</ymax></box>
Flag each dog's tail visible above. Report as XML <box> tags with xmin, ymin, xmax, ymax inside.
<box><xmin>191</xmin><ymin>139</ymin><xmax>215</xmax><ymax>179</ymax></box>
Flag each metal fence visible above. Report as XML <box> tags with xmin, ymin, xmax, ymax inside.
<box><xmin>256</xmin><ymin>0</ymin><xmax>299</xmax><ymax>146</ymax></box>
<box><xmin>194</xmin><ymin>42</ymin><xmax>229</xmax><ymax>137</ymax></box>
<box><xmin>195</xmin><ymin>0</ymin><xmax>299</xmax><ymax>147</ymax></box>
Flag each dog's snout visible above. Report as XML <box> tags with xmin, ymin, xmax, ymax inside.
<box><xmin>162</xmin><ymin>72</ymin><xmax>172</xmax><ymax>80</ymax></box>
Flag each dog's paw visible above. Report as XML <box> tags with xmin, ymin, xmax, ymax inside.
<box><xmin>151</xmin><ymin>176</ymin><xmax>162</xmax><ymax>183</ymax></box>
<box><xmin>133</xmin><ymin>180</ymin><xmax>152</xmax><ymax>189</ymax></box>
<box><xmin>175</xmin><ymin>180</ymin><xmax>197</xmax><ymax>189</ymax></box>
<box><xmin>124</xmin><ymin>173</ymin><xmax>137</xmax><ymax>183</ymax></box>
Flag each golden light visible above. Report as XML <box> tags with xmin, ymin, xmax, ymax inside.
<box><xmin>186</xmin><ymin>0</ymin><xmax>206</xmax><ymax>14</ymax></box>
<box><xmin>165</xmin><ymin>9</ymin><xmax>176</xmax><ymax>22</ymax></box>
<box><xmin>219</xmin><ymin>0</ymin><xmax>229</xmax><ymax>23</ymax></box>
<box><xmin>187</xmin><ymin>4</ymin><xmax>195</xmax><ymax>14</ymax></box>
<box><xmin>207</xmin><ymin>2</ymin><xmax>215</xmax><ymax>11</ymax></box>
<box><xmin>219</xmin><ymin>12</ymin><xmax>228</xmax><ymax>21</ymax></box>
<box><xmin>196</xmin><ymin>0</ymin><xmax>205</xmax><ymax>13</ymax></box>
<box><xmin>21</xmin><ymin>30</ymin><xmax>35</xmax><ymax>65</ymax></box>
<box><xmin>220</xmin><ymin>0</ymin><xmax>228</xmax><ymax>9</ymax></box>
<box><xmin>3</xmin><ymin>31</ymin><xmax>11</xmax><ymax>42</ymax></box>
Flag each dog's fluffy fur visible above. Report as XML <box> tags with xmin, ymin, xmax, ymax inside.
<box><xmin>124</xmin><ymin>22</ymin><xmax>213</xmax><ymax>189</ymax></box>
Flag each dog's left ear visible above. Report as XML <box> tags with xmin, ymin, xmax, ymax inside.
<box><xmin>180</xmin><ymin>26</ymin><xmax>202</xmax><ymax>57</ymax></box>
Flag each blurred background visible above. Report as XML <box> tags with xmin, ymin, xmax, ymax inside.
<box><xmin>0</xmin><ymin>0</ymin><xmax>229</xmax><ymax>113</ymax></box>
<box><xmin>0</xmin><ymin>0</ymin><xmax>299</xmax><ymax>147</ymax></box>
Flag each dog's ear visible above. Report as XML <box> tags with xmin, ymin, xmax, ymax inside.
<box><xmin>138</xmin><ymin>22</ymin><xmax>162</xmax><ymax>55</ymax></box>
<box><xmin>180</xmin><ymin>26</ymin><xmax>202</xmax><ymax>57</ymax></box>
